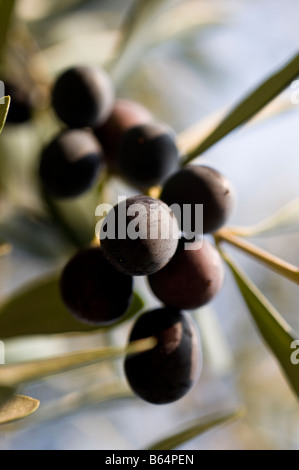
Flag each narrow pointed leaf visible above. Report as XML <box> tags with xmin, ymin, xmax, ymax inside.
<box><xmin>230</xmin><ymin>198</ymin><xmax>299</xmax><ymax>238</ymax></box>
<box><xmin>0</xmin><ymin>394</ymin><xmax>40</xmax><ymax>425</ymax></box>
<box><xmin>0</xmin><ymin>337</ymin><xmax>156</xmax><ymax>387</ymax></box>
<box><xmin>27</xmin><ymin>383</ymin><xmax>133</xmax><ymax>426</ymax></box>
<box><xmin>147</xmin><ymin>407</ymin><xmax>246</xmax><ymax>450</ymax></box>
<box><xmin>110</xmin><ymin>0</ymin><xmax>178</xmax><ymax>87</ymax></box>
<box><xmin>0</xmin><ymin>96</ymin><xmax>10</xmax><ymax>134</ymax></box>
<box><xmin>0</xmin><ymin>272</ymin><xmax>144</xmax><ymax>338</ymax></box>
<box><xmin>221</xmin><ymin>249</ymin><xmax>299</xmax><ymax>397</ymax></box>
<box><xmin>182</xmin><ymin>52</ymin><xmax>299</xmax><ymax>164</ymax></box>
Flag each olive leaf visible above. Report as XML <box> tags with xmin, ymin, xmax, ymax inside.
<box><xmin>181</xmin><ymin>51</ymin><xmax>299</xmax><ymax>164</ymax></box>
<box><xmin>0</xmin><ymin>271</ymin><xmax>144</xmax><ymax>339</ymax></box>
<box><xmin>0</xmin><ymin>337</ymin><xmax>156</xmax><ymax>387</ymax></box>
<box><xmin>146</xmin><ymin>406</ymin><xmax>246</xmax><ymax>450</ymax></box>
<box><xmin>0</xmin><ymin>394</ymin><xmax>40</xmax><ymax>425</ymax></box>
<box><xmin>220</xmin><ymin>248</ymin><xmax>299</xmax><ymax>398</ymax></box>
<box><xmin>0</xmin><ymin>96</ymin><xmax>10</xmax><ymax>135</ymax></box>
<box><xmin>229</xmin><ymin>198</ymin><xmax>299</xmax><ymax>238</ymax></box>
<box><xmin>23</xmin><ymin>383</ymin><xmax>132</xmax><ymax>427</ymax></box>
<box><xmin>110</xmin><ymin>0</ymin><xmax>179</xmax><ymax>88</ymax></box>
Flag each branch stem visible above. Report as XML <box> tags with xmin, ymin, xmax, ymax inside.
<box><xmin>214</xmin><ymin>228</ymin><xmax>299</xmax><ymax>284</ymax></box>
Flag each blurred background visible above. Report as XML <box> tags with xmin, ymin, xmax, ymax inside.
<box><xmin>0</xmin><ymin>0</ymin><xmax>299</xmax><ymax>450</ymax></box>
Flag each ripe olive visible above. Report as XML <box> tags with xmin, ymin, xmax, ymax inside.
<box><xmin>60</xmin><ymin>246</ymin><xmax>133</xmax><ymax>325</ymax></box>
<box><xmin>52</xmin><ymin>66</ymin><xmax>114</xmax><ymax>128</ymax></box>
<box><xmin>148</xmin><ymin>238</ymin><xmax>224</xmax><ymax>310</ymax></box>
<box><xmin>3</xmin><ymin>81</ymin><xmax>31</xmax><ymax>124</ymax></box>
<box><xmin>117</xmin><ymin>122</ymin><xmax>179</xmax><ymax>189</ymax></box>
<box><xmin>160</xmin><ymin>165</ymin><xmax>235</xmax><ymax>236</ymax></box>
<box><xmin>93</xmin><ymin>99</ymin><xmax>152</xmax><ymax>170</ymax></box>
<box><xmin>39</xmin><ymin>129</ymin><xmax>103</xmax><ymax>198</ymax></box>
<box><xmin>100</xmin><ymin>195</ymin><xmax>179</xmax><ymax>276</ymax></box>
<box><xmin>124</xmin><ymin>307</ymin><xmax>202</xmax><ymax>405</ymax></box>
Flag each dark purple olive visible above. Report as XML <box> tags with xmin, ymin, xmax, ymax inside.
<box><xmin>2</xmin><ymin>81</ymin><xmax>31</xmax><ymax>124</ymax></box>
<box><xmin>60</xmin><ymin>246</ymin><xmax>133</xmax><ymax>325</ymax></box>
<box><xmin>124</xmin><ymin>307</ymin><xmax>202</xmax><ymax>405</ymax></box>
<box><xmin>52</xmin><ymin>66</ymin><xmax>114</xmax><ymax>128</ymax></box>
<box><xmin>160</xmin><ymin>165</ymin><xmax>235</xmax><ymax>236</ymax></box>
<box><xmin>117</xmin><ymin>122</ymin><xmax>179</xmax><ymax>189</ymax></box>
<box><xmin>100</xmin><ymin>195</ymin><xmax>179</xmax><ymax>276</ymax></box>
<box><xmin>93</xmin><ymin>99</ymin><xmax>152</xmax><ymax>170</ymax></box>
<box><xmin>39</xmin><ymin>129</ymin><xmax>103</xmax><ymax>198</ymax></box>
<box><xmin>148</xmin><ymin>238</ymin><xmax>224</xmax><ymax>310</ymax></box>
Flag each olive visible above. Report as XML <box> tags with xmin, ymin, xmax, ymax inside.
<box><xmin>52</xmin><ymin>66</ymin><xmax>114</xmax><ymax>128</ymax></box>
<box><xmin>117</xmin><ymin>122</ymin><xmax>179</xmax><ymax>189</ymax></box>
<box><xmin>100</xmin><ymin>195</ymin><xmax>179</xmax><ymax>276</ymax></box>
<box><xmin>39</xmin><ymin>129</ymin><xmax>103</xmax><ymax>198</ymax></box>
<box><xmin>124</xmin><ymin>307</ymin><xmax>202</xmax><ymax>404</ymax></box>
<box><xmin>93</xmin><ymin>99</ymin><xmax>152</xmax><ymax>170</ymax></box>
<box><xmin>160</xmin><ymin>165</ymin><xmax>235</xmax><ymax>236</ymax></box>
<box><xmin>148</xmin><ymin>238</ymin><xmax>224</xmax><ymax>310</ymax></box>
<box><xmin>60</xmin><ymin>246</ymin><xmax>133</xmax><ymax>325</ymax></box>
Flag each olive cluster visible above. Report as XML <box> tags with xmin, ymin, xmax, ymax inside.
<box><xmin>42</xmin><ymin>65</ymin><xmax>235</xmax><ymax>405</ymax></box>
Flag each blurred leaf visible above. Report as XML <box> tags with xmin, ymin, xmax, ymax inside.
<box><xmin>221</xmin><ymin>249</ymin><xmax>299</xmax><ymax>398</ymax></box>
<box><xmin>26</xmin><ymin>383</ymin><xmax>133</xmax><ymax>426</ymax></box>
<box><xmin>151</xmin><ymin>1</ymin><xmax>225</xmax><ymax>47</ymax></box>
<box><xmin>0</xmin><ymin>96</ymin><xmax>10</xmax><ymax>134</ymax></box>
<box><xmin>110</xmin><ymin>0</ymin><xmax>179</xmax><ymax>88</ymax></box>
<box><xmin>230</xmin><ymin>198</ymin><xmax>299</xmax><ymax>238</ymax></box>
<box><xmin>0</xmin><ymin>271</ymin><xmax>144</xmax><ymax>339</ymax></box>
<box><xmin>0</xmin><ymin>394</ymin><xmax>40</xmax><ymax>425</ymax></box>
<box><xmin>0</xmin><ymin>210</ymin><xmax>72</xmax><ymax>260</ymax></box>
<box><xmin>0</xmin><ymin>386</ymin><xmax>15</xmax><ymax>408</ymax></box>
<box><xmin>146</xmin><ymin>407</ymin><xmax>246</xmax><ymax>450</ymax></box>
<box><xmin>177</xmin><ymin>94</ymin><xmax>293</xmax><ymax>159</ymax></box>
<box><xmin>41</xmin><ymin>187</ymin><xmax>97</xmax><ymax>250</ymax></box>
<box><xmin>0</xmin><ymin>0</ymin><xmax>16</xmax><ymax>58</ymax></box>
<box><xmin>182</xmin><ymin>51</ymin><xmax>299</xmax><ymax>164</ymax></box>
<box><xmin>0</xmin><ymin>337</ymin><xmax>156</xmax><ymax>387</ymax></box>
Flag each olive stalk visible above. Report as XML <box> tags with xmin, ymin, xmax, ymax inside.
<box><xmin>214</xmin><ymin>227</ymin><xmax>299</xmax><ymax>284</ymax></box>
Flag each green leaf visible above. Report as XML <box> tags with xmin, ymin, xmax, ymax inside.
<box><xmin>220</xmin><ymin>249</ymin><xmax>299</xmax><ymax>398</ymax></box>
<box><xmin>0</xmin><ymin>386</ymin><xmax>15</xmax><ymax>408</ymax></box>
<box><xmin>29</xmin><ymin>383</ymin><xmax>133</xmax><ymax>426</ymax></box>
<box><xmin>0</xmin><ymin>337</ymin><xmax>156</xmax><ymax>387</ymax></box>
<box><xmin>146</xmin><ymin>407</ymin><xmax>246</xmax><ymax>450</ymax></box>
<box><xmin>0</xmin><ymin>0</ymin><xmax>16</xmax><ymax>58</ymax></box>
<box><xmin>41</xmin><ymin>187</ymin><xmax>97</xmax><ymax>250</ymax></box>
<box><xmin>0</xmin><ymin>210</ymin><xmax>72</xmax><ymax>260</ymax></box>
<box><xmin>182</xmin><ymin>52</ymin><xmax>299</xmax><ymax>164</ymax></box>
<box><xmin>0</xmin><ymin>96</ymin><xmax>10</xmax><ymax>135</ymax></box>
<box><xmin>230</xmin><ymin>198</ymin><xmax>299</xmax><ymax>238</ymax></box>
<box><xmin>0</xmin><ymin>272</ymin><xmax>144</xmax><ymax>339</ymax></box>
<box><xmin>0</xmin><ymin>394</ymin><xmax>40</xmax><ymax>425</ymax></box>
<box><xmin>110</xmin><ymin>0</ymin><xmax>178</xmax><ymax>88</ymax></box>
